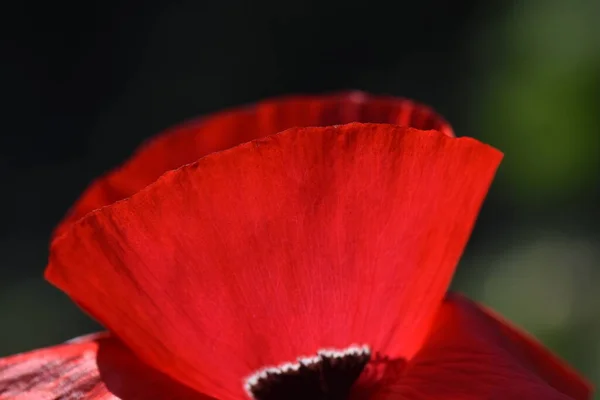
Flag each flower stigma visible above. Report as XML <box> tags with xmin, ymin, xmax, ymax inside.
<box><xmin>244</xmin><ymin>345</ymin><xmax>371</xmax><ymax>400</ymax></box>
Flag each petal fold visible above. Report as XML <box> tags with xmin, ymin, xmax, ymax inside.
<box><xmin>0</xmin><ymin>333</ymin><xmax>210</xmax><ymax>399</ymax></box>
<box><xmin>53</xmin><ymin>92</ymin><xmax>453</xmax><ymax>239</ymax></box>
<box><xmin>47</xmin><ymin>124</ymin><xmax>501</xmax><ymax>399</ymax></box>
<box><xmin>370</xmin><ymin>294</ymin><xmax>592</xmax><ymax>399</ymax></box>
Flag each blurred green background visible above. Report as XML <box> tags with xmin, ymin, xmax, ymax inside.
<box><xmin>1</xmin><ymin>0</ymin><xmax>599</xmax><ymax>395</ymax></box>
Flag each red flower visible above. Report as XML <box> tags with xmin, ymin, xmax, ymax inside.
<box><xmin>0</xmin><ymin>92</ymin><xmax>592</xmax><ymax>400</ymax></box>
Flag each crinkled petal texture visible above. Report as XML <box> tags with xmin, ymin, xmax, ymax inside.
<box><xmin>47</xmin><ymin>123</ymin><xmax>502</xmax><ymax>399</ymax></box>
<box><xmin>53</xmin><ymin>92</ymin><xmax>453</xmax><ymax>239</ymax></box>
<box><xmin>0</xmin><ymin>333</ymin><xmax>211</xmax><ymax>399</ymax></box>
<box><xmin>368</xmin><ymin>294</ymin><xmax>592</xmax><ymax>400</ymax></box>
<box><xmin>1</xmin><ymin>298</ymin><xmax>590</xmax><ymax>400</ymax></box>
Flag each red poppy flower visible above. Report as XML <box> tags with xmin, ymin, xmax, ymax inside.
<box><xmin>0</xmin><ymin>92</ymin><xmax>592</xmax><ymax>399</ymax></box>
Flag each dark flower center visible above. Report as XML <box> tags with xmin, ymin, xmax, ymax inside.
<box><xmin>244</xmin><ymin>345</ymin><xmax>370</xmax><ymax>400</ymax></box>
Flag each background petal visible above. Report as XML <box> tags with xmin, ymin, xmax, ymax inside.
<box><xmin>0</xmin><ymin>333</ymin><xmax>211</xmax><ymax>400</ymax></box>
<box><xmin>53</xmin><ymin>92</ymin><xmax>453</xmax><ymax>239</ymax></box>
<box><xmin>47</xmin><ymin>124</ymin><xmax>501</xmax><ymax>399</ymax></box>
<box><xmin>369</xmin><ymin>294</ymin><xmax>592</xmax><ymax>399</ymax></box>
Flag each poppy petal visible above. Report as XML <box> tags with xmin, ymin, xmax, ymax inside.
<box><xmin>53</xmin><ymin>92</ymin><xmax>453</xmax><ymax>239</ymax></box>
<box><xmin>0</xmin><ymin>333</ymin><xmax>211</xmax><ymax>399</ymax></box>
<box><xmin>47</xmin><ymin>123</ymin><xmax>501</xmax><ymax>399</ymax></box>
<box><xmin>369</xmin><ymin>293</ymin><xmax>592</xmax><ymax>399</ymax></box>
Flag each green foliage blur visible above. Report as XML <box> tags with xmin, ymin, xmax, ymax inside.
<box><xmin>1</xmin><ymin>0</ymin><xmax>598</xmax><ymax>395</ymax></box>
<box><xmin>453</xmin><ymin>0</ymin><xmax>600</xmax><ymax>391</ymax></box>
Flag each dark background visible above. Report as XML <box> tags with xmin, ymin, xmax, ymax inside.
<box><xmin>1</xmin><ymin>0</ymin><xmax>599</xmax><ymax>391</ymax></box>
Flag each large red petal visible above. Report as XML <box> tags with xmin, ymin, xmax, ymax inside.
<box><xmin>53</xmin><ymin>92</ymin><xmax>453</xmax><ymax>239</ymax></box>
<box><xmin>0</xmin><ymin>333</ymin><xmax>211</xmax><ymax>399</ymax></box>
<box><xmin>46</xmin><ymin>124</ymin><xmax>501</xmax><ymax>399</ymax></box>
<box><xmin>369</xmin><ymin>294</ymin><xmax>592</xmax><ymax>399</ymax></box>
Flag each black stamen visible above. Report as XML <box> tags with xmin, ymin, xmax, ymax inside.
<box><xmin>245</xmin><ymin>345</ymin><xmax>370</xmax><ymax>400</ymax></box>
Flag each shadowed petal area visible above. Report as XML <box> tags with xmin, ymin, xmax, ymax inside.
<box><xmin>368</xmin><ymin>294</ymin><xmax>592</xmax><ymax>399</ymax></box>
<box><xmin>0</xmin><ymin>333</ymin><xmax>211</xmax><ymax>399</ymax></box>
<box><xmin>47</xmin><ymin>124</ymin><xmax>502</xmax><ymax>399</ymax></box>
<box><xmin>53</xmin><ymin>92</ymin><xmax>453</xmax><ymax>239</ymax></box>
